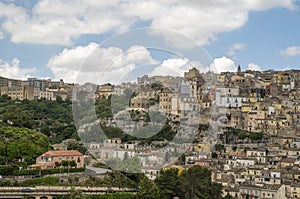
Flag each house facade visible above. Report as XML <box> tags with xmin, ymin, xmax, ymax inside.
<box><xmin>31</xmin><ymin>150</ymin><xmax>84</xmax><ymax>169</ymax></box>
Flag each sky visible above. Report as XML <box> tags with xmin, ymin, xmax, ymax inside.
<box><xmin>0</xmin><ymin>0</ymin><xmax>300</xmax><ymax>84</ymax></box>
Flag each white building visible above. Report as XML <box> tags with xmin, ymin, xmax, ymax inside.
<box><xmin>39</xmin><ymin>91</ymin><xmax>56</xmax><ymax>101</ymax></box>
<box><xmin>215</xmin><ymin>87</ymin><xmax>246</xmax><ymax>108</ymax></box>
<box><xmin>246</xmin><ymin>148</ymin><xmax>267</xmax><ymax>163</ymax></box>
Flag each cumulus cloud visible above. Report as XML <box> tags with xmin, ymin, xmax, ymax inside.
<box><xmin>150</xmin><ymin>56</ymin><xmax>240</xmax><ymax>77</ymax></box>
<box><xmin>150</xmin><ymin>58</ymin><xmax>190</xmax><ymax>77</ymax></box>
<box><xmin>0</xmin><ymin>32</ymin><xmax>4</xmax><ymax>40</ymax></box>
<box><xmin>279</xmin><ymin>46</ymin><xmax>300</xmax><ymax>57</ymax></box>
<box><xmin>47</xmin><ymin>43</ymin><xmax>158</xmax><ymax>84</ymax></box>
<box><xmin>1</xmin><ymin>0</ymin><xmax>136</xmax><ymax>45</ymax></box>
<box><xmin>149</xmin><ymin>58</ymin><xmax>209</xmax><ymax>77</ymax></box>
<box><xmin>227</xmin><ymin>42</ymin><xmax>246</xmax><ymax>56</ymax></box>
<box><xmin>0</xmin><ymin>58</ymin><xmax>35</xmax><ymax>79</ymax></box>
<box><xmin>0</xmin><ymin>2</ymin><xmax>25</xmax><ymax>18</ymax></box>
<box><xmin>247</xmin><ymin>63</ymin><xmax>261</xmax><ymax>71</ymax></box>
<box><xmin>0</xmin><ymin>0</ymin><xmax>296</xmax><ymax>46</ymax></box>
<box><xmin>210</xmin><ymin>56</ymin><xmax>237</xmax><ymax>73</ymax></box>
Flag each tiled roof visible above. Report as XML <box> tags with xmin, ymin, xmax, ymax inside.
<box><xmin>160</xmin><ymin>87</ymin><xmax>173</xmax><ymax>93</ymax></box>
<box><xmin>42</xmin><ymin>150</ymin><xmax>83</xmax><ymax>157</ymax></box>
<box><xmin>282</xmin><ymin>157</ymin><xmax>297</xmax><ymax>163</ymax></box>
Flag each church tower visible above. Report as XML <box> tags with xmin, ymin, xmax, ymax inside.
<box><xmin>237</xmin><ymin>65</ymin><xmax>242</xmax><ymax>76</ymax></box>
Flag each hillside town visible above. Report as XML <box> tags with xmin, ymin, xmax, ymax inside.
<box><xmin>1</xmin><ymin>66</ymin><xmax>300</xmax><ymax>198</ymax></box>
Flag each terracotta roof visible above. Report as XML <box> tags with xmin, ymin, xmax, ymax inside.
<box><xmin>224</xmin><ymin>186</ymin><xmax>239</xmax><ymax>192</ymax></box>
<box><xmin>230</xmin><ymin>167</ymin><xmax>247</xmax><ymax>174</ymax></box>
<box><xmin>219</xmin><ymin>175</ymin><xmax>233</xmax><ymax>182</ymax></box>
<box><xmin>291</xmin><ymin>183</ymin><xmax>300</xmax><ymax>188</ymax></box>
<box><xmin>233</xmin><ymin>153</ymin><xmax>246</xmax><ymax>157</ymax></box>
<box><xmin>262</xmin><ymin>184</ymin><xmax>282</xmax><ymax>190</ymax></box>
<box><xmin>160</xmin><ymin>87</ymin><xmax>173</xmax><ymax>93</ymax></box>
<box><xmin>42</xmin><ymin>150</ymin><xmax>83</xmax><ymax>157</ymax></box>
<box><xmin>282</xmin><ymin>157</ymin><xmax>297</xmax><ymax>163</ymax></box>
<box><xmin>28</xmin><ymin>163</ymin><xmax>45</xmax><ymax>168</ymax></box>
<box><xmin>247</xmin><ymin>148</ymin><xmax>266</xmax><ymax>152</ymax></box>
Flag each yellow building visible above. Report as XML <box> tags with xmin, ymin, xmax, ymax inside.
<box><xmin>6</xmin><ymin>86</ymin><xmax>24</xmax><ymax>100</ymax></box>
<box><xmin>280</xmin><ymin>157</ymin><xmax>296</xmax><ymax>168</ymax></box>
<box><xmin>130</xmin><ymin>96</ymin><xmax>149</xmax><ymax>110</ymax></box>
<box><xmin>162</xmin><ymin>165</ymin><xmax>186</xmax><ymax>175</ymax></box>
<box><xmin>159</xmin><ymin>88</ymin><xmax>173</xmax><ymax>114</ymax></box>
<box><xmin>96</xmin><ymin>84</ymin><xmax>114</xmax><ymax>99</ymax></box>
<box><xmin>219</xmin><ymin>73</ymin><xmax>226</xmax><ymax>83</ymax></box>
<box><xmin>188</xmin><ymin>143</ymin><xmax>211</xmax><ymax>153</ymax></box>
<box><xmin>290</xmin><ymin>183</ymin><xmax>300</xmax><ymax>198</ymax></box>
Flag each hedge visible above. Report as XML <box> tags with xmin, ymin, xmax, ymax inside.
<box><xmin>0</xmin><ymin>165</ymin><xmax>18</xmax><ymax>175</ymax></box>
<box><xmin>13</xmin><ymin>167</ymin><xmax>85</xmax><ymax>176</ymax></box>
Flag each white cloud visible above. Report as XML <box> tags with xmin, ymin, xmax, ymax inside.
<box><xmin>0</xmin><ymin>58</ymin><xmax>35</xmax><ymax>79</ymax></box>
<box><xmin>227</xmin><ymin>42</ymin><xmax>246</xmax><ymax>56</ymax></box>
<box><xmin>151</xmin><ymin>56</ymin><xmax>241</xmax><ymax>77</ymax></box>
<box><xmin>47</xmin><ymin>43</ymin><xmax>158</xmax><ymax>84</ymax></box>
<box><xmin>210</xmin><ymin>56</ymin><xmax>237</xmax><ymax>73</ymax></box>
<box><xmin>1</xmin><ymin>1</ymin><xmax>135</xmax><ymax>45</ymax></box>
<box><xmin>0</xmin><ymin>2</ymin><xmax>26</xmax><ymax>18</ymax></box>
<box><xmin>279</xmin><ymin>46</ymin><xmax>300</xmax><ymax>57</ymax></box>
<box><xmin>0</xmin><ymin>32</ymin><xmax>3</xmax><ymax>40</ymax></box>
<box><xmin>150</xmin><ymin>58</ymin><xmax>190</xmax><ymax>77</ymax></box>
<box><xmin>244</xmin><ymin>0</ymin><xmax>296</xmax><ymax>10</ymax></box>
<box><xmin>0</xmin><ymin>0</ymin><xmax>296</xmax><ymax>46</ymax></box>
<box><xmin>149</xmin><ymin>58</ymin><xmax>209</xmax><ymax>77</ymax></box>
<box><xmin>247</xmin><ymin>63</ymin><xmax>261</xmax><ymax>71</ymax></box>
<box><xmin>121</xmin><ymin>0</ymin><xmax>295</xmax><ymax>47</ymax></box>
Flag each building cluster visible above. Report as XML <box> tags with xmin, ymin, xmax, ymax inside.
<box><xmin>94</xmin><ymin>67</ymin><xmax>300</xmax><ymax>198</ymax></box>
<box><xmin>95</xmin><ymin>67</ymin><xmax>300</xmax><ymax>136</ymax></box>
<box><xmin>206</xmin><ymin>140</ymin><xmax>300</xmax><ymax>199</ymax></box>
<box><xmin>0</xmin><ymin>76</ymin><xmax>75</xmax><ymax>101</ymax></box>
<box><xmin>86</xmin><ymin>137</ymin><xmax>186</xmax><ymax>180</ymax></box>
<box><xmin>3</xmin><ymin>66</ymin><xmax>300</xmax><ymax>198</ymax></box>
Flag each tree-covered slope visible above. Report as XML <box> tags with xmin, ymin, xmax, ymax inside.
<box><xmin>0</xmin><ymin>126</ymin><xmax>50</xmax><ymax>172</ymax></box>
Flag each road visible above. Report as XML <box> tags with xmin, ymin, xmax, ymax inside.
<box><xmin>85</xmin><ymin>165</ymin><xmax>111</xmax><ymax>174</ymax></box>
<box><xmin>0</xmin><ymin>186</ymin><xmax>136</xmax><ymax>198</ymax></box>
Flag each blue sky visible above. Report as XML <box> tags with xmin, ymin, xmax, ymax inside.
<box><xmin>206</xmin><ymin>5</ymin><xmax>300</xmax><ymax>71</ymax></box>
<box><xmin>0</xmin><ymin>0</ymin><xmax>300</xmax><ymax>83</ymax></box>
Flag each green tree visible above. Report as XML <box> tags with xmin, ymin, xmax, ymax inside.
<box><xmin>67</xmin><ymin>140</ymin><xmax>87</xmax><ymax>154</ymax></box>
<box><xmin>70</xmin><ymin>160</ymin><xmax>77</xmax><ymax>168</ymax></box>
<box><xmin>62</xmin><ymin>160</ymin><xmax>69</xmax><ymax>168</ymax></box>
<box><xmin>138</xmin><ymin>177</ymin><xmax>161</xmax><ymax>199</ymax></box>
<box><xmin>0</xmin><ymin>94</ymin><xmax>11</xmax><ymax>102</ymax></box>
<box><xmin>0</xmin><ymin>98</ymin><xmax>77</xmax><ymax>144</ymax></box>
<box><xmin>155</xmin><ymin>168</ymin><xmax>182</xmax><ymax>199</ymax></box>
<box><xmin>180</xmin><ymin>166</ymin><xmax>223</xmax><ymax>199</ymax></box>
<box><xmin>0</xmin><ymin>126</ymin><xmax>50</xmax><ymax>167</ymax></box>
<box><xmin>55</xmin><ymin>162</ymin><xmax>61</xmax><ymax>167</ymax></box>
